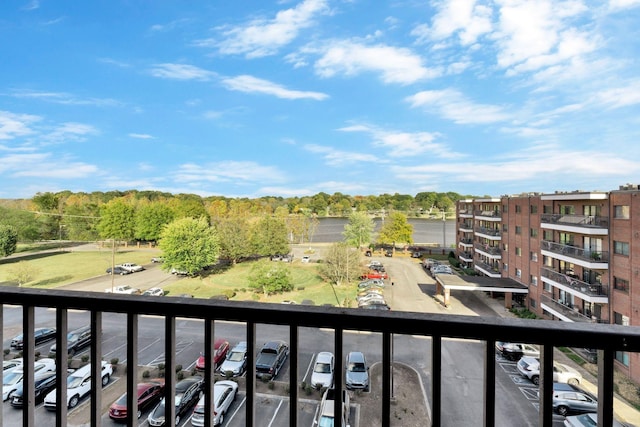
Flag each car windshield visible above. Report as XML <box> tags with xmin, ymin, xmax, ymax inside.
<box><xmin>314</xmin><ymin>363</ymin><xmax>331</xmax><ymax>374</ymax></box>
<box><xmin>174</xmin><ymin>393</ymin><xmax>184</xmax><ymax>406</ymax></box>
<box><xmin>67</xmin><ymin>375</ymin><xmax>85</xmax><ymax>389</ymax></box>
<box><xmin>318</xmin><ymin>415</ymin><xmax>334</xmax><ymax>427</ymax></box>
<box><xmin>348</xmin><ymin>362</ymin><xmax>366</xmax><ymax>372</ymax></box>
<box><xmin>3</xmin><ymin>371</ymin><xmax>23</xmax><ymax>386</ymax></box>
<box><xmin>227</xmin><ymin>351</ymin><xmax>245</xmax><ymax>362</ymax></box>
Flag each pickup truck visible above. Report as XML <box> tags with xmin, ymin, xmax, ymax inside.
<box><xmin>255</xmin><ymin>340</ymin><xmax>289</xmax><ymax>380</ymax></box>
<box><xmin>104</xmin><ymin>285</ymin><xmax>141</xmax><ymax>294</ymax></box>
<box><xmin>313</xmin><ymin>387</ymin><xmax>351</xmax><ymax>427</ymax></box>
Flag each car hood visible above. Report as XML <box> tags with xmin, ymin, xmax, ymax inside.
<box><xmin>311</xmin><ymin>372</ymin><xmax>333</xmax><ymax>387</ymax></box>
<box><xmin>219</xmin><ymin>359</ymin><xmax>244</xmax><ymax>374</ymax></box>
<box><xmin>346</xmin><ymin>371</ymin><xmax>369</xmax><ymax>384</ymax></box>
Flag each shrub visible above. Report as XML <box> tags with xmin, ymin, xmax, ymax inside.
<box><xmin>268</xmin><ymin>381</ymin><xmax>275</xmax><ymax>390</ymax></box>
<box><xmin>4</xmin><ymin>349</ymin><xmax>10</xmax><ymax>356</ymax></box>
<box><xmin>175</xmin><ymin>364</ymin><xmax>182</xmax><ymax>373</ymax></box>
<box><xmin>177</xmin><ymin>371</ymin><xmax>184</xmax><ymax>380</ymax></box>
<box><xmin>81</xmin><ymin>354</ymin><xmax>90</xmax><ymax>363</ymax></box>
<box><xmin>304</xmin><ymin>384</ymin><xmax>313</xmax><ymax>395</ymax></box>
<box><xmin>110</xmin><ymin>357</ymin><xmax>119</xmax><ymax>365</ymax></box>
<box><xmin>261</xmin><ymin>374</ymin><xmax>272</xmax><ymax>382</ymax></box>
<box><xmin>223</xmin><ymin>289</ymin><xmax>236</xmax><ymax>299</ymax></box>
<box><xmin>142</xmin><ymin>370</ymin><xmax>150</xmax><ymax>378</ymax></box>
<box><xmin>296</xmin><ymin>286</ymin><xmax>305</xmax><ymax>291</ymax></box>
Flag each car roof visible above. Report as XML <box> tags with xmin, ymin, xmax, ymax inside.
<box><xmin>231</xmin><ymin>341</ymin><xmax>247</xmax><ymax>351</ymax></box>
<box><xmin>175</xmin><ymin>376</ymin><xmax>201</xmax><ymax>392</ymax></box>
<box><xmin>316</xmin><ymin>352</ymin><xmax>333</xmax><ymax>362</ymax></box>
<box><xmin>214</xmin><ymin>338</ymin><xmax>229</xmax><ymax>348</ymax></box>
<box><xmin>347</xmin><ymin>351</ymin><xmax>366</xmax><ymax>362</ymax></box>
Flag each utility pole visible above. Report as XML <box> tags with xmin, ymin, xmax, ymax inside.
<box><xmin>442</xmin><ymin>209</ymin><xmax>446</xmax><ymax>250</ymax></box>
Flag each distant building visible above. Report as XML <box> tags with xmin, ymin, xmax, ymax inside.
<box><xmin>455</xmin><ymin>184</ymin><xmax>640</xmax><ymax>383</ymax></box>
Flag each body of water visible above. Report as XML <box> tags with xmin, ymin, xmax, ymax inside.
<box><xmin>311</xmin><ymin>217</ymin><xmax>456</xmax><ymax>246</ymax></box>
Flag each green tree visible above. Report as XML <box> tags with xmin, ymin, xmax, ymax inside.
<box><xmin>135</xmin><ymin>202</ymin><xmax>175</xmax><ymax>242</ymax></box>
<box><xmin>250</xmin><ymin>216</ymin><xmax>289</xmax><ymax>256</ymax></box>
<box><xmin>0</xmin><ymin>224</ymin><xmax>18</xmax><ymax>257</ymax></box>
<box><xmin>377</xmin><ymin>212</ymin><xmax>413</xmax><ymax>248</ymax></box>
<box><xmin>287</xmin><ymin>213</ymin><xmax>319</xmax><ymax>244</ymax></box>
<box><xmin>215</xmin><ymin>217</ymin><xmax>251</xmax><ymax>264</ymax></box>
<box><xmin>319</xmin><ymin>242</ymin><xmax>361</xmax><ymax>286</ymax></box>
<box><xmin>97</xmin><ymin>199</ymin><xmax>136</xmax><ymax>241</ymax></box>
<box><xmin>8</xmin><ymin>261</ymin><xmax>39</xmax><ymax>286</ymax></box>
<box><xmin>0</xmin><ymin>207</ymin><xmax>39</xmax><ymax>241</ymax></box>
<box><xmin>159</xmin><ymin>217</ymin><xmax>220</xmax><ymax>275</ymax></box>
<box><xmin>342</xmin><ymin>211</ymin><xmax>374</xmax><ymax>249</ymax></box>
<box><xmin>247</xmin><ymin>259</ymin><xmax>293</xmax><ymax>296</ymax></box>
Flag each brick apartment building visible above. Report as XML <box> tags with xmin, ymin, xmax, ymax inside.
<box><xmin>456</xmin><ymin>184</ymin><xmax>640</xmax><ymax>383</ymax></box>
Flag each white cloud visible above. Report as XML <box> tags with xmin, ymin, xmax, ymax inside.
<box><xmin>149</xmin><ymin>63</ymin><xmax>217</xmax><ymax>81</ymax></box>
<box><xmin>10</xmin><ymin>89</ymin><xmax>120</xmax><ymax>107</ymax></box>
<box><xmin>0</xmin><ymin>111</ymin><xmax>40</xmax><ymax>140</ymax></box>
<box><xmin>0</xmin><ymin>152</ymin><xmax>98</xmax><ymax>178</ymax></box>
<box><xmin>204</xmin><ymin>0</ymin><xmax>329</xmax><ymax>58</ymax></box>
<box><xmin>338</xmin><ymin>124</ymin><xmax>460</xmax><ymax>159</ymax></box>
<box><xmin>172</xmin><ymin>161</ymin><xmax>287</xmax><ymax>184</ymax></box>
<box><xmin>312</xmin><ymin>40</ymin><xmax>440</xmax><ymax>84</ymax></box>
<box><xmin>222</xmin><ymin>75</ymin><xmax>328</xmax><ymax>100</ymax></box>
<box><xmin>304</xmin><ymin>144</ymin><xmax>386</xmax><ymax>166</ymax></box>
<box><xmin>41</xmin><ymin>122</ymin><xmax>97</xmax><ymax>145</ymax></box>
<box><xmin>129</xmin><ymin>133</ymin><xmax>154</xmax><ymax>139</ymax></box>
<box><xmin>608</xmin><ymin>0</ymin><xmax>640</xmax><ymax>10</ymax></box>
<box><xmin>592</xmin><ymin>79</ymin><xmax>640</xmax><ymax>109</ymax></box>
<box><xmin>412</xmin><ymin>0</ymin><xmax>493</xmax><ymax>45</ymax></box>
<box><xmin>406</xmin><ymin>89</ymin><xmax>511</xmax><ymax>124</ymax></box>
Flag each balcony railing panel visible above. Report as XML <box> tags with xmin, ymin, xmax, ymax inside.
<box><xmin>540</xmin><ymin>294</ymin><xmax>597</xmax><ymax>323</ymax></box>
<box><xmin>474</xmin><ymin>243</ymin><xmax>502</xmax><ymax>257</ymax></box>
<box><xmin>541</xmin><ymin>240</ymin><xmax>609</xmax><ymax>263</ymax></box>
<box><xmin>2</xmin><ymin>287</ymin><xmax>639</xmax><ymax>427</ymax></box>
<box><xmin>474</xmin><ymin>227</ymin><xmax>501</xmax><ymax>237</ymax></box>
<box><xmin>540</xmin><ymin>213</ymin><xmax>609</xmax><ymax>228</ymax></box>
<box><xmin>473</xmin><ymin>210</ymin><xmax>501</xmax><ymax>219</ymax></box>
<box><xmin>540</xmin><ymin>267</ymin><xmax>608</xmax><ymax>297</ymax></box>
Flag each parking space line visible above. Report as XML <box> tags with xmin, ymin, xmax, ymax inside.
<box><xmin>303</xmin><ymin>352</ymin><xmax>316</xmax><ymax>384</ymax></box>
<box><xmin>267</xmin><ymin>399</ymin><xmax>284</xmax><ymax>427</ymax></box>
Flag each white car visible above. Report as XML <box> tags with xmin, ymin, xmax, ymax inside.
<box><xmin>191</xmin><ymin>380</ymin><xmax>238</xmax><ymax>426</ymax></box>
<box><xmin>301</xmin><ymin>255</ymin><xmax>311</xmax><ymax>263</ymax></box>
<box><xmin>563</xmin><ymin>412</ymin><xmax>628</xmax><ymax>427</ymax></box>
<box><xmin>44</xmin><ymin>361</ymin><xmax>113</xmax><ymax>409</ymax></box>
<box><xmin>143</xmin><ymin>287</ymin><xmax>164</xmax><ymax>297</ymax></box>
<box><xmin>3</xmin><ymin>359</ymin><xmax>23</xmax><ymax>376</ymax></box>
<box><xmin>218</xmin><ymin>342</ymin><xmax>248</xmax><ymax>377</ymax></box>
<box><xmin>310</xmin><ymin>352</ymin><xmax>334</xmax><ymax>389</ymax></box>
<box><xmin>517</xmin><ymin>356</ymin><xmax>582</xmax><ymax>386</ymax></box>
<box><xmin>3</xmin><ymin>358</ymin><xmax>56</xmax><ymax>401</ymax></box>
<box><xmin>357</xmin><ymin>293</ymin><xmax>386</xmax><ymax>305</ymax></box>
<box><xmin>120</xmin><ymin>262</ymin><xmax>144</xmax><ymax>273</ymax></box>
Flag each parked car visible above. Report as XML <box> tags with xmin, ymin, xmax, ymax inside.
<box><xmin>551</xmin><ymin>383</ymin><xmax>597</xmax><ymax>416</ymax></box>
<box><xmin>361</xmin><ymin>270</ymin><xmax>389</xmax><ymax>280</ymax></box>
<box><xmin>142</xmin><ymin>287</ymin><xmax>165</xmax><ymax>297</ymax></box>
<box><xmin>10</xmin><ymin>327</ymin><xmax>57</xmax><ymax>349</ymax></box>
<box><xmin>359</xmin><ymin>300</ymin><xmax>390</xmax><ymax>310</ymax></box>
<box><xmin>384</xmin><ymin>250</ymin><xmax>393</xmax><ymax>257</ymax></box>
<box><xmin>190</xmin><ymin>380</ymin><xmax>238</xmax><ymax>426</ymax></box>
<box><xmin>3</xmin><ymin>358</ymin><xmax>56</xmax><ymax>401</ymax></box>
<box><xmin>301</xmin><ymin>255</ymin><xmax>311</xmax><ymax>263</ymax></box>
<box><xmin>50</xmin><ymin>325</ymin><xmax>92</xmax><ymax>356</ymax></box>
<box><xmin>563</xmin><ymin>412</ymin><xmax>628</xmax><ymax>427</ymax></box>
<box><xmin>411</xmin><ymin>251</ymin><xmax>422</xmax><ymax>258</ymax></box>
<box><xmin>151</xmin><ymin>257</ymin><xmax>164</xmax><ymax>263</ymax></box>
<box><xmin>517</xmin><ymin>356</ymin><xmax>582</xmax><ymax>385</ymax></box>
<box><xmin>3</xmin><ymin>360</ymin><xmax>23</xmax><ymax>376</ymax></box>
<box><xmin>422</xmin><ymin>258</ymin><xmax>438</xmax><ymax>270</ymax></box>
<box><xmin>495</xmin><ymin>342</ymin><xmax>540</xmax><ymax>361</ymax></box>
<box><xmin>218</xmin><ymin>341</ymin><xmax>248</xmax><ymax>377</ymax></box>
<box><xmin>430</xmin><ymin>264</ymin><xmax>452</xmax><ymax>276</ymax></box>
<box><xmin>106</xmin><ymin>266</ymin><xmax>131</xmax><ymax>275</ymax></box>
<box><xmin>195</xmin><ymin>339</ymin><xmax>230</xmax><ymax>371</ymax></box>
<box><xmin>357</xmin><ymin>293</ymin><xmax>386</xmax><ymax>305</ymax></box>
<box><xmin>357</xmin><ymin>287</ymin><xmax>384</xmax><ymax>298</ymax></box>
<box><xmin>255</xmin><ymin>340</ymin><xmax>289</xmax><ymax>380</ymax></box>
<box><xmin>147</xmin><ymin>376</ymin><xmax>203</xmax><ymax>426</ymax></box>
<box><xmin>313</xmin><ymin>387</ymin><xmax>350</xmax><ymax>427</ymax></box>
<box><xmin>9</xmin><ymin>371</ymin><xmax>57</xmax><ymax>407</ymax></box>
<box><xmin>44</xmin><ymin>360</ymin><xmax>113</xmax><ymax>410</ymax></box>
<box><xmin>108</xmin><ymin>381</ymin><xmax>165</xmax><ymax>421</ymax></box>
<box><xmin>345</xmin><ymin>351</ymin><xmax>369</xmax><ymax>391</ymax></box>
<box><xmin>105</xmin><ymin>285</ymin><xmax>141</xmax><ymax>294</ymax></box>
<box><xmin>170</xmin><ymin>267</ymin><xmax>189</xmax><ymax>276</ymax></box>
<box><xmin>358</xmin><ymin>279</ymin><xmax>385</xmax><ymax>289</ymax></box>
<box><xmin>310</xmin><ymin>352</ymin><xmax>334</xmax><ymax>389</ymax></box>
<box><xmin>120</xmin><ymin>262</ymin><xmax>144</xmax><ymax>272</ymax></box>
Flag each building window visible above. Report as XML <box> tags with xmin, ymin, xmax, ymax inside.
<box><xmin>543</xmin><ymin>205</ymin><xmax>552</xmax><ymax>214</ymax></box>
<box><xmin>515</xmin><ymin>247</ymin><xmax>522</xmax><ymax>256</ymax></box>
<box><xmin>530</xmin><ymin>252</ymin><xmax>538</xmax><ymax>262</ymax></box>
<box><xmin>543</xmin><ymin>230</ymin><xmax>553</xmax><ymax>241</ymax></box>
<box><xmin>531</xmin><ymin>275</ymin><xmax>538</xmax><ymax>286</ymax></box>
<box><xmin>614</xmin><ymin>205</ymin><xmax>630</xmax><ymax>219</ymax></box>
<box><xmin>614</xmin><ymin>277</ymin><xmax>629</xmax><ymax>292</ymax></box>
<box><xmin>515</xmin><ymin>226</ymin><xmax>522</xmax><ymax>235</ymax></box>
<box><xmin>503</xmin><ymin>224</ymin><xmax>508</xmax><ymax>232</ymax></box>
<box><xmin>543</xmin><ymin>281</ymin><xmax>551</xmax><ymax>292</ymax></box>
<box><xmin>530</xmin><ymin>228</ymin><xmax>538</xmax><ymax>238</ymax></box>
<box><xmin>515</xmin><ymin>268</ymin><xmax>522</xmax><ymax>278</ymax></box>
<box><xmin>515</xmin><ymin>205</ymin><xmax>522</xmax><ymax>213</ymax></box>
<box><xmin>543</xmin><ymin>255</ymin><xmax>553</xmax><ymax>267</ymax></box>
<box><xmin>530</xmin><ymin>205</ymin><xmax>538</xmax><ymax>214</ymax></box>
<box><xmin>530</xmin><ymin>298</ymin><xmax>536</xmax><ymax>308</ymax></box>
<box><xmin>616</xmin><ymin>351</ymin><xmax>630</xmax><ymax>366</ymax></box>
<box><xmin>614</xmin><ymin>241</ymin><xmax>630</xmax><ymax>256</ymax></box>
<box><xmin>503</xmin><ymin>204</ymin><xmax>508</xmax><ymax>212</ymax></box>
<box><xmin>614</xmin><ymin>312</ymin><xmax>630</xmax><ymax>326</ymax></box>
<box><xmin>503</xmin><ymin>263</ymin><xmax>508</xmax><ymax>271</ymax></box>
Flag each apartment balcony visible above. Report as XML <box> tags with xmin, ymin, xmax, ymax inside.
<box><xmin>540</xmin><ymin>240</ymin><xmax>609</xmax><ymax>270</ymax></box>
<box><xmin>458</xmin><ymin>251</ymin><xmax>473</xmax><ymax>263</ymax></box>
<box><xmin>1</xmin><ymin>287</ymin><xmax>636</xmax><ymax>427</ymax></box>
<box><xmin>458</xmin><ymin>209</ymin><xmax>473</xmax><ymax>218</ymax></box>
<box><xmin>540</xmin><ymin>214</ymin><xmax>609</xmax><ymax>235</ymax></box>
<box><xmin>474</xmin><ymin>227</ymin><xmax>502</xmax><ymax>240</ymax></box>
<box><xmin>473</xmin><ymin>210</ymin><xmax>501</xmax><ymax>221</ymax></box>
<box><xmin>458</xmin><ymin>223</ymin><xmax>473</xmax><ymax>233</ymax></box>
<box><xmin>539</xmin><ymin>294</ymin><xmax>600</xmax><ymax>323</ymax></box>
<box><xmin>474</xmin><ymin>261</ymin><xmax>502</xmax><ymax>278</ymax></box>
<box><xmin>540</xmin><ymin>267</ymin><xmax>609</xmax><ymax>304</ymax></box>
<box><xmin>458</xmin><ymin>237</ymin><xmax>473</xmax><ymax>248</ymax></box>
<box><xmin>474</xmin><ymin>243</ymin><xmax>502</xmax><ymax>259</ymax></box>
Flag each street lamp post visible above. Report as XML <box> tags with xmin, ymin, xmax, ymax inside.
<box><xmin>442</xmin><ymin>210</ymin><xmax>446</xmax><ymax>250</ymax></box>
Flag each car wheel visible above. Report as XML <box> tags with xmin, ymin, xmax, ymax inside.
<box><xmin>69</xmin><ymin>395</ymin><xmax>80</xmax><ymax>408</ymax></box>
<box><xmin>557</xmin><ymin>405</ymin><xmax>569</xmax><ymax>416</ymax></box>
<box><xmin>531</xmin><ymin>375</ymin><xmax>539</xmax><ymax>386</ymax></box>
<box><xmin>568</xmin><ymin>378</ymin><xmax>579</xmax><ymax>386</ymax></box>
<box><xmin>175</xmin><ymin>415</ymin><xmax>180</xmax><ymax>425</ymax></box>
<box><xmin>137</xmin><ymin>410</ymin><xmax>141</xmax><ymax>419</ymax></box>
<box><xmin>102</xmin><ymin>374</ymin><xmax>110</xmax><ymax>386</ymax></box>
<box><xmin>218</xmin><ymin>412</ymin><xmax>224</xmax><ymax>425</ymax></box>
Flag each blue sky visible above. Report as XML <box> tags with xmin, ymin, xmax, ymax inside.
<box><xmin>1</xmin><ymin>0</ymin><xmax>640</xmax><ymax>200</ymax></box>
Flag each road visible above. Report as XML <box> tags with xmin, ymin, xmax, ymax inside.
<box><xmin>1</xmin><ymin>252</ymin><xmax>567</xmax><ymax>426</ymax></box>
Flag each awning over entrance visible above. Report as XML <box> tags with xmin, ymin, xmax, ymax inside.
<box><xmin>434</xmin><ymin>274</ymin><xmax>528</xmax><ymax>308</ymax></box>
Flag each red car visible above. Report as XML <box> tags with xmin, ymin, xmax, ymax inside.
<box><xmin>195</xmin><ymin>338</ymin><xmax>230</xmax><ymax>371</ymax></box>
<box><xmin>361</xmin><ymin>270</ymin><xmax>389</xmax><ymax>280</ymax></box>
<box><xmin>108</xmin><ymin>380</ymin><xmax>165</xmax><ymax>420</ymax></box>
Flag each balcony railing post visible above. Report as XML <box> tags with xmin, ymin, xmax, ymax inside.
<box><xmin>382</xmin><ymin>331</ymin><xmax>391</xmax><ymax>427</ymax></box>
<box><xmin>22</xmin><ymin>305</ymin><xmax>35</xmax><ymax>427</ymax></box>
<box><xmin>483</xmin><ymin>339</ymin><xmax>495</xmax><ymax>427</ymax></box>
<box><xmin>289</xmin><ymin>325</ymin><xmax>298</xmax><ymax>427</ymax></box>
<box><xmin>90</xmin><ymin>310</ymin><xmax>103</xmax><ymax>427</ymax></box>
<box><xmin>164</xmin><ymin>315</ymin><xmax>176</xmax><ymax>427</ymax></box>
<box><xmin>598</xmin><ymin>348</ymin><xmax>615</xmax><ymax>427</ymax></box>
<box><xmin>126</xmin><ymin>313</ymin><xmax>139</xmax><ymax>427</ymax></box>
<box><xmin>246</xmin><ymin>321</ymin><xmax>255</xmax><ymax>427</ymax></box>
<box><xmin>0</xmin><ymin>305</ymin><xmax>3</xmax><ymax>427</ymax></box>
<box><xmin>334</xmin><ymin>327</ymin><xmax>344</xmax><ymax>426</ymax></box>
<box><xmin>204</xmin><ymin>319</ymin><xmax>215</xmax><ymax>427</ymax></box>
<box><xmin>431</xmin><ymin>335</ymin><xmax>441</xmax><ymax>427</ymax></box>
<box><xmin>538</xmin><ymin>345</ymin><xmax>553</xmax><ymax>427</ymax></box>
<box><xmin>55</xmin><ymin>308</ymin><xmax>68</xmax><ymax>427</ymax></box>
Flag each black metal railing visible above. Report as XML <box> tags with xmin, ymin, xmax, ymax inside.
<box><xmin>473</xmin><ymin>210</ymin><xmax>501</xmax><ymax>219</ymax></box>
<box><xmin>540</xmin><ymin>294</ymin><xmax>599</xmax><ymax>323</ymax></box>
<box><xmin>474</xmin><ymin>226</ymin><xmax>501</xmax><ymax>237</ymax></box>
<box><xmin>1</xmin><ymin>287</ymin><xmax>638</xmax><ymax>427</ymax></box>
<box><xmin>540</xmin><ymin>214</ymin><xmax>609</xmax><ymax>229</ymax></box>
<box><xmin>474</xmin><ymin>243</ymin><xmax>502</xmax><ymax>257</ymax></box>
<box><xmin>540</xmin><ymin>267</ymin><xmax>608</xmax><ymax>297</ymax></box>
<box><xmin>541</xmin><ymin>240</ymin><xmax>610</xmax><ymax>263</ymax></box>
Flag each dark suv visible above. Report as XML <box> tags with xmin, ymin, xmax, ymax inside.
<box><xmin>50</xmin><ymin>325</ymin><xmax>91</xmax><ymax>356</ymax></box>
